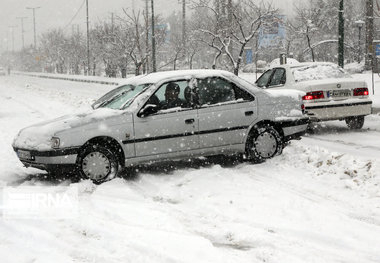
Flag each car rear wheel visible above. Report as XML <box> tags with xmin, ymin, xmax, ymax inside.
<box><xmin>77</xmin><ymin>144</ymin><xmax>119</xmax><ymax>183</ymax></box>
<box><xmin>246</xmin><ymin>125</ymin><xmax>283</xmax><ymax>162</ymax></box>
<box><xmin>345</xmin><ymin>116</ymin><xmax>365</xmax><ymax>129</ymax></box>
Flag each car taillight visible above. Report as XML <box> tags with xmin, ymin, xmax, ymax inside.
<box><xmin>353</xmin><ymin>88</ymin><xmax>369</xmax><ymax>96</ymax></box>
<box><xmin>302</xmin><ymin>91</ymin><xmax>325</xmax><ymax>100</ymax></box>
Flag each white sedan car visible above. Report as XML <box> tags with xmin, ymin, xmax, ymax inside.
<box><xmin>13</xmin><ymin>70</ymin><xmax>308</xmax><ymax>183</ymax></box>
<box><xmin>255</xmin><ymin>62</ymin><xmax>372</xmax><ymax>129</ymax></box>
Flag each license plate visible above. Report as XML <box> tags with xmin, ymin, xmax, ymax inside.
<box><xmin>18</xmin><ymin>150</ymin><xmax>32</xmax><ymax>160</ymax></box>
<box><xmin>328</xmin><ymin>90</ymin><xmax>351</xmax><ymax>97</ymax></box>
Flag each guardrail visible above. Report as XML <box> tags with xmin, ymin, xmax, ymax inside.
<box><xmin>12</xmin><ymin>71</ymin><xmax>121</xmax><ymax>86</ymax></box>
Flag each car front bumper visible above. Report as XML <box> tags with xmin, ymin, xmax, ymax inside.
<box><xmin>13</xmin><ymin>146</ymin><xmax>80</xmax><ymax>171</ymax></box>
<box><xmin>305</xmin><ymin>100</ymin><xmax>372</xmax><ymax>121</ymax></box>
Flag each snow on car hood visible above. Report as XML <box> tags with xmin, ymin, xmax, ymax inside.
<box><xmin>13</xmin><ymin>108</ymin><xmax>123</xmax><ymax>151</ymax></box>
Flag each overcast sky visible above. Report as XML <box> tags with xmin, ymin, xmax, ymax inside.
<box><xmin>0</xmin><ymin>0</ymin><xmax>297</xmax><ymax>52</ymax></box>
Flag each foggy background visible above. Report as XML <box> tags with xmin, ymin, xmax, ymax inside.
<box><xmin>0</xmin><ymin>0</ymin><xmax>298</xmax><ymax>52</ymax></box>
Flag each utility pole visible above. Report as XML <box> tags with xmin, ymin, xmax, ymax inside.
<box><xmin>144</xmin><ymin>0</ymin><xmax>149</xmax><ymax>73</ymax></box>
<box><xmin>355</xmin><ymin>20</ymin><xmax>365</xmax><ymax>63</ymax></box>
<box><xmin>365</xmin><ymin>0</ymin><xmax>374</xmax><ymax>71</ymax></box>
<box><xmin>86</xmin><ymin>0</ymin><xmax>90</xmax><ymax>75</ymax></box>
<box><xmin>182</xmin><ymin>0</ymin><xmax>186</xmax><ymax>48</ymax></box>
<box><xmin>9</xmin><ymin>26</ymin><xmax>17</xmax><ymax>52</ymax></box>
<box><xmin>26</xmin><ymin>6</ymin><xmax>40</xmax><ymax>48</ymax></box>
<box><xmin>111</xmin><ymin>12</ymin><xmax>114</xmax><ymax>33</ymax></box>
<box><xmin>338</xmin><ymin>0</ymin><xmax>344</xmax><ymax>68</ymax></box>
<box><xmin>16</xmin><ymin>16</ymin><xmax>27</xmax><ymax>50</ymax></box>
<box><xmin>151</xmin><ymin>0</ymin><xmax>156</xmax><ymax>72</ymax></box>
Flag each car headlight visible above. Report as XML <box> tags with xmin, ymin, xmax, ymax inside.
<box><xmin>51</xmin><ymin>137</ymin><xmax>60</xmax><ymax>149</ymax></box>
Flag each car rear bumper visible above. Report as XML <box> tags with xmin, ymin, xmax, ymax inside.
<box><xmin>13</xmin><ymin>147</ymin><xmax>80</xmax><ymax>171</ymax></box>
<box><xmin>305</xmin><ymin>100</ymin><xmax>372</xmax><ymax>121</ymax></box>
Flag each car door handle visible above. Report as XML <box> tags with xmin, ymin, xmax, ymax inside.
<box><xmin>185</xmin><ymin>118</ymin><xmax>195</xmax><ymax>124</ymax></box>
<box><xmin>245</xmin><ymin>111</ymin><xmax>254</xmax><ymax>116</ymax></box>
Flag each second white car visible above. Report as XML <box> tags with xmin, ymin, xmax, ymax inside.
<box><xmin>256</xmin><ymin>62</ymin><xmax>372</xmax><ymax>129</ymax></box>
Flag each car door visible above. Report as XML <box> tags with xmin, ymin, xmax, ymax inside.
<box><xmin>196</xmin><ymin>77</ymin><xmax>257</xmax><ymax>148</ymax></box>
<box><xmin>132</xmin><ymin>79</ymin><xmax>199</xmax><ymax>157</ymax></box>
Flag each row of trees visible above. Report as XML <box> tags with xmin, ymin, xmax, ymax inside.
<box><xmin>0</xmin><ymin>0</ymin><xmax>368</xmax><ymax>77</ymax></box>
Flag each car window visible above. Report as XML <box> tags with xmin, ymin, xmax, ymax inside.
<box><xmin>268</xmin><ymin>68</ymin><xmax>286</xmax><ymax>87</ymax></box>
<box><xmin>256</xmin><ymin>70</ymin><xmax>273</xmax><ymax>88</ymax></box>
<box><xmin>152</xmin><ymin>80</ymin><xmax>190</xmax><ymax>111</ymax></box>
<box><xmin>197</xmin><ymin>77</ymin><xmax>236</xmax><ymax>106</ymax></box>
<box><xmin>234</xmin><ymin>85</ymin><xmax>255</xmax><ymax>101</ymax></box>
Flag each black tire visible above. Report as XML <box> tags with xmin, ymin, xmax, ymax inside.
<box><xmin>77</xmin><ymin>144</ymin><xmax>119</xmax><ymax>183</ymax></box>
<box><xmin>345</xmin><ymin>116</ymin><xmax>365</xmax><ymax>130</ymax></box>
<box><xmin>245</xmin><ymin>125</ymin><xmax>283</xmax><ymax>162</ymax></box>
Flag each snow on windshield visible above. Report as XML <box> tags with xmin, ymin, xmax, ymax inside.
<box><xmin>292</xmin><ymin>64</ymin><xmax>351</xmax><ymax>82</ymax></box>
<box><xmin>98</xmin><ymin>83</ymin><xmax>151</xmax><ymax>110</ymax></box>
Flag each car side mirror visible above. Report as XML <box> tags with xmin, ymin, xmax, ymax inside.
<box><xmin>139</xmin><ymin>104</ymin><xmax>158</xmax><ymax>117</ymax></box>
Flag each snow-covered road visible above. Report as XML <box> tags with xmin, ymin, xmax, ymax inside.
<box><xmin>1</xmin><ymin>75</ymin><xmax>380</xmax><ymax>263</ymax></box>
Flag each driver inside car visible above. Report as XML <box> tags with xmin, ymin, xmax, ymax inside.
<box><xmin>161</xmin><ymin>82</ymin><xmax>183</xmax><ymax>109</ymax></box>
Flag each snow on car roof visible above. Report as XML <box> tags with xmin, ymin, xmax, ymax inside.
<box><xmin>289</xmin><ymin>62</ymin><xmax>339</xmax><ymax>69</ymax></box>
<box><xmin>117</xmin><ymin>69</ymin><xmax>236</xmax><ymax>86</ymax></box>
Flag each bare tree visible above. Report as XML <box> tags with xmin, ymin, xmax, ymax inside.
<box><xmin>40</xmin><ymin>29</ymin><xmax>68</xmax><ymax>73</ymax></box>
<box><xmin>192</xmin><ymin>0</ymin><xmax>277</xmax><ymax>75</ymax></box>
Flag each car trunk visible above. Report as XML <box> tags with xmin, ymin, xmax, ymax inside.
<box><xmin>299</xmin><ymin>79</ymin><xmax>367</xmax><ymax>102</ymax></box>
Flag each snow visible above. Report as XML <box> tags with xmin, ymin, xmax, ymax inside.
<box><xmin>344</xmin><ymin>61</ymin><xmax>365</xmax><ymax>74</ymax></box>
<box><xmin>1</xmin><ymin>74</ymin><xmax>380</xmax><ymax>262</ymax></box>
<box><xmin>13</xmin><ymin>108</ymin><xmax>122</xmax><ymax>151</ymax></box>
<box><xmin>264</xmin><ymin>88</ymin><xmax>304</xmax><ymax>100</ymax></box>
<box><xmin>291</xmin><ymin>64</ymin><xmax>351</xmax><ymax>82</ymax></box>
<box><xmin>269</xmin><ymin>58</ymin><xmax>300</xmax><ymax>68</ymax></box>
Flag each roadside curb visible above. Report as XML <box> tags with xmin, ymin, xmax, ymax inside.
<box><xmin>12</xmin><ymin>72</ymin><xmax>120</xmax><ymax>86</ymax></box>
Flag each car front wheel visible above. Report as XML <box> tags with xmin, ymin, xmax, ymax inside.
<box><xmin>77</xmin><ymin>144</ymin><xmax>119</xmax><ymax>183</ymax></box>
<box><xmin>345</xmin><ymin>116</ymin><xmax>365</xmax><ymax>129</ymax></box>
<box><xmin>246</xmin><ymin>125</ymin><xmax>283</xmax><ymax>162</ymax></box>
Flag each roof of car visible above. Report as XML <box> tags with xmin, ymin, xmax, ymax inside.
<box><xmin>117</xmin><ymin>69</ymin><xmax>236</xmax><ymax>86</ymax></box>
<box><xmin>289</xmin><ymin>62</ymin><xmax>338</xmax><ymax>69</ymax></box>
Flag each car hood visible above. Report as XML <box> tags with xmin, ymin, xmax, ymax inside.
<box><xmin>295</xmin><ymin>78</ymin><xmax>367</xmax><ymax>92</ymax></box>
<box><xmin>13</xmin><ymin>108</ymin><xmax>126</xmax><ymax>151</ymax></box>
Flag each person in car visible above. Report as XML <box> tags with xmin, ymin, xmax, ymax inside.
<box><xmin>161</xmin><ymin>82</ymin><xmax>183</xmax><ymax>109</ymax></box>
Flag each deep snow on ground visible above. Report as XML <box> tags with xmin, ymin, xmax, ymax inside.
<box><xmin>0</xmin><ymin>74</ymin><xmax>380</xmax><ymax>263</ymax></box>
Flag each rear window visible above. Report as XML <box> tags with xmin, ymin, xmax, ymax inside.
<box><xmin>292</xmin><ymin>64</ymin><xmax>351</xmax><ymax>82</ymax></box>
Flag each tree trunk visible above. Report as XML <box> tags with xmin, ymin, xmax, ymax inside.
<box><xmin>189</xmin><ymin>52</ymin><xmax>195</xmax><ymax>69</ymax></box>
<box><xmin>306</xmin><ymin>32</ymin><xmax>315</xmax><ymax>62</ymax></box>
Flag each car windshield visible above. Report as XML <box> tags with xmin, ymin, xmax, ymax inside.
<box><xmin>96</xmin><ymin>83</ymin><xmax>152</xmax><ymax>110</ymax></box>
<box><xmin>292</xmin><ymin>64</ymin><xmax>351</xmax><ymax>82</ymax></box>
